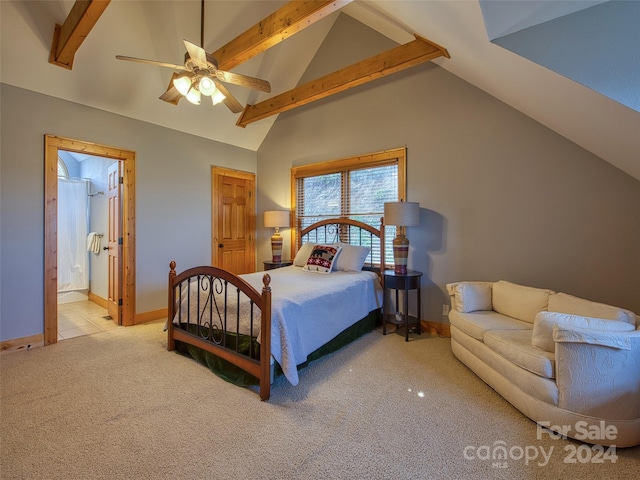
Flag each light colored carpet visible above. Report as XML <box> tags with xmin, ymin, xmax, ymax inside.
<box><xmin>1</xmin><ymin>321</ymin><xmax>638</xmax><ymax>479</ymax></box>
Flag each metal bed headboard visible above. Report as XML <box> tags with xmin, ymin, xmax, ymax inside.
<box><xmin>297</xmin><ymin>218</ymin><xmax>385</xmax><ymax>273</ymax></box>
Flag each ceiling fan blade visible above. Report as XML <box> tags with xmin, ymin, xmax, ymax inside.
<box><xmin>214</xmin><ymin>80</ymin><xmax>244</xmax><ymax>114</ymax></box>
<box><xmin>216</xmin><ymin>70</ymin><xmax>271</xmax><ymax>93</ymax></box>
<box><xmin>183</xmin><ymin>40</ymin><xmax>208</xmax><ymax>69</ymax></box>
<box><xmin>159</xmin><ymin>72</ymin><xmax>183</xmax><ymax>105</ymax></box>
<box><xmin>116</xmin><ymin>55</ymin><xmax>186</xmax><ymax>71</ymax></box>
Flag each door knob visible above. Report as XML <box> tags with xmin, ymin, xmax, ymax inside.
<box><xmin>103</xmin><ymin>246</ymin><xmax>109</xmax><ymax>251</ymax></box>
<box><xmin>218</xmin><ymin>243</ymin><xmax>224</xmax><ymax>248</ymax></box>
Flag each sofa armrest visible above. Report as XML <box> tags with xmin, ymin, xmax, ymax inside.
<box><xmin>554</xmin><ymin>327</ymin><xmax>640</xmax><ymax>421</ymax></box>
<box><xmin>553</xmin><ymin>324</ymin><xmax>633</xmax><ymax>350</ymax></box>
<box><xmin>446</xmin><ymin>283</ymin><xmax>458</xmax><ymax>311</ymax></box>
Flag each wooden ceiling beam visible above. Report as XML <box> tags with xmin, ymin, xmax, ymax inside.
<box><xmin>49</xmin><ymin>0</ymin><xmax>111</xmax><ymax>70</ymax></box>
<box><xmin>213</xmin><ymin>0</ymin><xmax>353</xmax><ymax>71</ymax></box>
<box><xmin>236</xmin><ymin>35</ymin><xmax>450</xmax><ymax>127</ymax></box>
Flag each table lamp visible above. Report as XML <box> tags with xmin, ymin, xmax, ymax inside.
<box><xmin>384</xmin><ymin>201</ymin><xmax>420</xmax><ymax>274</ymax></box>
<box><xmin>264</xmin><ymin>210</ymin><xmax>290</xmax><ymax>263</ymax></box>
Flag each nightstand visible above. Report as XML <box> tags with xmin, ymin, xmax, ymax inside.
<box><xmin>383</xmin><ymin>270</ymin><xmax>423</xmax><ymax>342</ymax></box>
<box><xmin>263</xmin><ymin>260</ymin><xmax>293</xmax><ymax>270</ymax></box>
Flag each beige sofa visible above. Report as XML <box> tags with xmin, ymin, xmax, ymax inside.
<box><xmin>447</xmin><ymin>280</ymin><xmax>640</xmax><ymax>447</ymax></box>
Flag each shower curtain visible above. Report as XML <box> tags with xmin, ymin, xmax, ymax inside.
<box><xmin>58</xmin><ymin>178</ymin><xmax>89</xmax><ymax>292</ymax></box>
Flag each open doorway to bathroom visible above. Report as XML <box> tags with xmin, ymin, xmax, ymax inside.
<box><xmin>44</xmin><ymin>135</ymin><xmax>136</xmax><ymax>345</ymax></box>
<box><xmin>56</xmin><ymin>151</ymin><xmax>117</xmax><ymax>340</ymax></box>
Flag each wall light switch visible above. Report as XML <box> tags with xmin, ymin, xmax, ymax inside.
<box><xmin>442</xmin><ymin>304</ymin><xmax>450</xmax><ymax>316</ymax></box>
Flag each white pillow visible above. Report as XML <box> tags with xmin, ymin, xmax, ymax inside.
<box><xmin>454</xmin><ymin>283</ymin><xmax>492</xmax><ymax>313</ymax></box>
<box><xmin>293</xmin><ymin>242</ymin><xmax>315</xmax><ymax>267</ymax></box>
<box><xmin>333</xmin><ymin>243</ymin><xmax>370</xmax><ymax>272</ymax></box>
<box><xmin>532</xmin><ymin>311</ymin><xmax>635</xmax><ymax>353</ymax></box>
<box><xmin>302</xmin><ymin>245</ymin><xmax>342</xmax><ymax>274</ymax></box>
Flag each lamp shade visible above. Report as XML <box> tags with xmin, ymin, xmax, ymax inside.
<box><xmin>264</xmin><ymin>210</ymin><xmax>290</xmax><ymax>228</ymax></box>
<box><xmin>185</xmin><ymin>88</ymin><xmax>201</xmax><ymax>105</ymax></box>
<box><xmin>198</xmin><ymin>76</ymin><xmax>216</xmax><ymax>96</ymax></box>
<box><xmin>211</xmin><ymin>88</ymin><xmax>226</xmax><ymax>105</ymax></box>
<box><xmin>173</xmin><ymin>73</ymin><xmax>193</xmax><ymax>96</ymax></box>
<box><xmin>384</xmin><ymin>202</ymin><xmax>420</xmax><ymax>227</ymax></box>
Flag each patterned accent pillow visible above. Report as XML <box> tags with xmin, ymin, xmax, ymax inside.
<box><xmin>302</xmin><ymin>245</ymin><xmax>342</xmax><ymax>274</ymax></box>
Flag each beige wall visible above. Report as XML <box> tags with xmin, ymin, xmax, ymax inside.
<box><xmin>256</xmin><ymin>15</ymin><xmax>640</xmax><ymax>322</ymax></box>
<box><xmin>0</xmin><ymin>84</ymin><xmax>256</xmax><ymax>341</ymax></box>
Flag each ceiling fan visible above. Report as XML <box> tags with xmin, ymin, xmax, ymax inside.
<box><xmin>115</xmin><ymin>0</ymin><xmax>270</xmax><ymax>114</ymax></box>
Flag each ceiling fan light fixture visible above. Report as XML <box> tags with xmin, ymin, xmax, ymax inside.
<box><xmin>117</xmin><ymin>0</ymin><xmax>270</xmax><ymax>115</ymax></box>
<box><xmin>186</xmin><ymin>88</ymin><xmax>201</xmax><ymax>105</ymax></box>
<box><xmin>198</xmin><ymin>76</ymin><xmax>216</xmax><ymax>96</ymax></box>
<box><xmin>173</xmin><ymin>74</ymin><xmax>193</xmax><ymax>96</ymax></box>
<box><xmin>212</xmin><ymin>88</ymin><xmax>226</xmax><ymax>106</ymax></box>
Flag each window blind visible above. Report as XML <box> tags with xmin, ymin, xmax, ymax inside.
<box><xmin>292</xmin><ymin>149</ymin><xmax>405</xmax><ymax>264</ymax></box>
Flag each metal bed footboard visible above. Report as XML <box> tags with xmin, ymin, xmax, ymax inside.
<box><xmin>167</xmin><ymin>262</ymin><xmax>272</xmax><ymax>400</ymax></box>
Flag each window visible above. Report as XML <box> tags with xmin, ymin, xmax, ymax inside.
<box><xmin>291</xmin><ymin>148</ymin><xmax>406</xmax><ymax>263</ymax></box>
<box><xmin>58</xmin><ymin>157</ymin><xmax>69</xmax><ymax>177</ymax></box>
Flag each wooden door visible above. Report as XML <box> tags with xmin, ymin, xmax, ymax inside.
<box><xmin>107</xmin><ymin>162</ymin><xmax>122</xmax><ymax>324</ymax></box>
<box><xmin>212</xmin><ymin>168</ymin><xmax>255</xmax><ymax>274</ymax></box>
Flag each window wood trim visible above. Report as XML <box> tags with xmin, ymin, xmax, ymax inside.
<box><xmin>289</xmin><ymin>147</ymin><xmax>406</xmax><ymax>256</ymax></box>
<box><xmin>290</xmin><ymin>148</ymin><xmax>406</xmax><ymax>178</ymax></box>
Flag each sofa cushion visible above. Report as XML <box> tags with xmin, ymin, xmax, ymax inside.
<box><xmin>532</xmin><ymin>311</ymin><xmax>635</xmax><ymax>353</ymax></box>
<box><xmin>454</xmin><ymin>283</ymin><xmax>492</xmax><ymax>313</ymax></box>
<box><xmin>449</xmin><ymin>310</ymin><xmax>531</xmax><ymax>342</ymax></box>
<box><xmin>484</xmin><ymin>329</ymin><xmax>555</xmax><ymax>379</ymax></box>
<box><xmin>492</xmin><ymin>280</ymin><xmax>554</xmax><ymax>324</ymax></box>
<box><xmin>549</xmin><ymin>292</ymin><xmax>637</xmax><ymax>326</ymax></box>
<box><xmin>451</xmin><ymin>327</ymin><xmax>559</xmax><ymax>406</ymax></box>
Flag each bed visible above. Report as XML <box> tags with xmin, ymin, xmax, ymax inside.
<box><xmin>167</xmin><ymin>218</ymin><xmax>385</xmax><ymax>400</ymax></box>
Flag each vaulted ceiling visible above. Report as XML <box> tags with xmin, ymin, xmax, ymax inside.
<box><xmin>2</xmin><ymin>1</ymin><xmax>639</xmax><ymax>181</ymax></box>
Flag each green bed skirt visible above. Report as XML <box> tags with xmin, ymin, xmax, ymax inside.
<box><xmin>175</xmin><ymin>309</ymin><xmax>381</xmax><ymax>387</ymax></box>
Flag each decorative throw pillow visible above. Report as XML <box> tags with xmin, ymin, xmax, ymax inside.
<box><xmin>293</xmin><ymin>242</ymin><xmax>315</xmax><ymax>267</ymax></box>
<box><xmin>532</xmin><ymin>311</ymin><xmax>635</xmax><ymax>353</ymax></box>
<box><xmin>454</xmin><ymin>283</ymin><xmax>492</xmax><ymax>313</ymax></box>
<box><xmin>333</xmin><ymin>243</ymin><xmax>370</xmax><ymax>272</ymax></box>
<box><xmin>302</xmin><ymin>245</ymin><xmax>342</xmax><ymax>274</ymax></box>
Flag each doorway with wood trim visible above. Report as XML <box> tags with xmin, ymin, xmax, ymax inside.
<box><xmin>211</xmin><ymin>167</ymin><xmax>256</xmax><ymax>274</ymax></box>
<box><xmin>44</xmin><ymin>135</ymin><xmax>136</xmax><ymax>345</ymax></box>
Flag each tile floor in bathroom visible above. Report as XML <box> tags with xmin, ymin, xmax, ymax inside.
<box><xmin>57</xmin><ymin>300</ymin><xmax>119</xmax><ymax>341</ymax></box>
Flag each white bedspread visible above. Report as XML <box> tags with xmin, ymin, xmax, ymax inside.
<box><xmin>175</xmin><ymin>266</ymin><xmax>383</xmax><ymax>385</ymax></box>
<box><xmin>244</xmin><ymin>266</ymin><xmax>383</xmax><ymax>385</ymax></box>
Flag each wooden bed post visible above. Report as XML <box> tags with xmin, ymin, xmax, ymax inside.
<box><xmin>259</xmin><ymin>273</ymin><xmax>272</xmax><ymax>401</ymax></box>
<box><xmin>167</xmin><ymin>261</ymin><xmax>176</xmax><ymax>351</ymax></box>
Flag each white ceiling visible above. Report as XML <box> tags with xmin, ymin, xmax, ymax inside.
<box><xmin>2</xmin><ymin>0</ymin><xmax>639</xmax><ymax>180</ymax></box>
